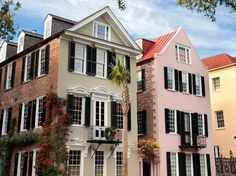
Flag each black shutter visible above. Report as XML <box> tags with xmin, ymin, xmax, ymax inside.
<box><xmin>188</xmin><ymin>73</ymin><xmax>192</xmax><ymax>94</ymax></box>
<box><xmin>176</xmin><ymin>110</ymin><xmax>181</xmax><ymax>134</ymax></box>
<box><xmin>0</xmin><ymin>110</ymin><xmax>4</xmax><ymax>136</ymax></box>
<box><xmin>4</xmin><ymin>66</ymin><xmax>7</xmax><ymax>89</ymax></box>
<box><xmin>45</xmin><ymin>45</ymin><xmax>50</xmax><ymax>74</ymax></box>
<box><xmin>86</xmin><ymin>46</ymin><xmax>96</xmax><ymax>75</ymax></box>
<box><xmin>201</xmin><ymin>76</ymin><xmax>205</xmax><ymax>97</ymax></box>
<box><xmin>84</xmin><ymin>97</ymin><xmax>91</xmax><ymax>127</ymax></box>
<box><xmin>18</xmin><ymin>104</ymin><xmax>22</xmax><ymax>132</ymax></box>
<box><xmin>21</xmin><ymin>57</ymin><xmax>26</xmax><ymax>83</ymax></box>
<box><xmin>34</xmin><ymin>50</ymin><xmax>39</xmax><ymax>78</ymax></box>
<box><xmin>111</xmin><ymin>101</ymin><xmax>117</xmax><ymax>128</ymax></box>
<box><xmin>92</xmin><ymin>48</ymin><xmax>97</xmax><ymax>75</ymax></box>
<box><xmin>13</xmin><ymin>153</ymin><xmax>19</xmax><ymax>176</ymax></box>
<box><xmin>166</xmin><ymin>152</ymin><xmax>171</xmax><ymax>176</ymax></box>
<box><xmin>193</xmin><ymin>153</ymin><xmax>200</xmax><ymax>176</ymax></box>
<box><xmin>11</xmin><ymin>62</ymin><xmax>16</xmax><ymax>88</ymax></box>
<box><xmin>7</xmin><ymin>107</ymin><xmax>12</xmax><ymax>133</ymax></box>
<box><xmin>191</xmin><ymin>113</ymin><xmax>198</xmax><ymax>147</ymax></box>
<box><xmin>180</xmin><ymin>111</ymin><xmax>185</xmax><ymax>145</ymax></box>
<box><xmin>23</xmin><ymin>152</ymin><xmax>28</xmax><ymax>176</ymax></box>
<box><xmin>28</xmin><ymin>151</ymin><xmax>33</xmax><ymax>176</ymax></box>
<box><xmin>30</xmin><ymin>52</ymin><xmax>35</xmax><ymax>80</ymax></box>
<box><xmin>107</xmin><ymin>51</ymin><xmax>115</xmax><ymax>79</ymax></box>
<box><xmin>179</xmin><ymin>71</ymin><xmax>183</xmax><ymax>92</ymax></box>
<box><xmin>67</xmin><ymin>94</ymin><xmax>74</xmax><ymax>124</ymax></box>
<box><xmin>128</xmin><ymin>104</ymin><xmax>131</xmax><ymax>131</ymax></box>
<box><xmin>164</xmin><ymin>67</ymin><xmax>168</xmax><ymax>89</ymax></box>
<box><xmin>42</xmin><ymin>97</ymin><xmax>46</xmax><ymax>126</ymax></box>
<box><xmin>174</xmin><ymin>69</ymin><xmax>179</xmax><ymax>91</ymax></box>
<box><xmin>0</xmin><ymin>68</ymin><xmax>2</xmax><ymax>88</ymax></box>
<box><xmin>125</xmin><ymin>55</ymin><xmax>131</xmax><ymax>83</ymax></box>
<box><xmin>31</xmin><ymin>100</ymin><xmax>37</xmax><ymax>129</ymax></box>
<box><xmin>68</xmin><ymin>42</ymin><xmax>75</xmax><ymax>72</ymax></box>
<box><xmin>178</xmin><ymin>152</ymin><xmax>186</xmax><ymax>176</ymax></box>
<box><xmin>141</xmin><ymin>69</ymin><xmax>145</xmax><ymax>90</ymax></box>
<box><xmin>27</xmin><ymin>101</ymin><xmax>32</xmax><ymax>130</ymax></box>
<box><xmin>206</xmin><ymin>154</ymin><xmax>212</xmax><ymax>176</ymax></box>
<box><xmin>142</xmin><ymin>110</ymin><xmax>147</xmax><ymax>135</ymax></box>
<box><xmin>165</xmin><ymin>108</ymin><xmax>169</xmax><ymax>133</ymax></box>
<box><xmin>193</xmin><ymin>74</ymin><xmax>196</xmax><ymax>95</ymax></box>
<box><xmin>204</xmin><ymin>114</ymin><xmax>208</xmax><ymax>137</ymax></box>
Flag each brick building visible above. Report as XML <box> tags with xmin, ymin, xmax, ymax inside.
<box><xmin>0</xmin><ymin>7</ymin><xmax>141</xmax><ymax>176</ymax></box>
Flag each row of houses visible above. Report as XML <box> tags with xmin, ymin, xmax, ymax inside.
<box><xmin>0</xmin><ymin>6</ymin><xmax>233</xmax><ymax>176</ymax></box>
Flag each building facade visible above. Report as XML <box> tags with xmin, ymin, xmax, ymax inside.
<box><xmin>202</xmin><ymin>53</ymin><xmax>236</xmax><ymax>158</ymax></box>
<box><xmin>0</xmin><ymin>7</ymin><xmax>141</xmax><ymax>176</ymax></box>
<box><xmin>136</xmin><ymin>27</ymin><xmax>215</xmax><ymax>176</ymax></box>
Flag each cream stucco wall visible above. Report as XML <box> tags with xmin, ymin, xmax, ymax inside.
<box><xmin>208</xmin><ymin>65</ymin><xmax>236</xmax><ymax>157</ymax></box>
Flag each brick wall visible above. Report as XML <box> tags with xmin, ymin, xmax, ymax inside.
<box><xmin>137</xmin><ymin>59</ymin><xmax>157</xmax><ymax>139</ymax></box>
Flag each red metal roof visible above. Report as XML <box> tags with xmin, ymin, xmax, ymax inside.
<box><xmin>137</xmin><ymin>31</ymin><xmax>176</xmax><ymax>64</ymax></box>
<box><xmin>202</xmin><ymin>53</ymin><xmax>236</xmax><ymax>70</ymax></box>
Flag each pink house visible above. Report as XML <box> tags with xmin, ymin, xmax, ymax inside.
<box><xmin>136</xmin><ymin>27</ymin><xmax>215</xmax><ymax>176</ymax></box>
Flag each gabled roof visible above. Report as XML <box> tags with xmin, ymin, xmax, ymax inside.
<box><xmin>202</xmin><ymin>53</ymin><xmax>236</xmax><ymax>70</ymax></box>
<box><xmin>137</xmin><ymin>31</ymin><xmax>177</xmax><ymax>64</ymax></box>
<box><xmin>22</xmin><ymin>30</ymin><xmax>43</xmax><ymax>39</ymax></box>
<box><xmin>69</xmin><ymin>6</ymin><xmax>140</xmax><ymax>51</ymax></box>
<box><xmin>46</xmin><ymin>13</ymin><xmax>77</xmax><ymax>24</ymax></box>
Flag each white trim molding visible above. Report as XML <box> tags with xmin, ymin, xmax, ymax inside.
<box><xmin>68</xmin><ymin>86</ymin><xmax>90</xmax><ymax>96</ymax></box>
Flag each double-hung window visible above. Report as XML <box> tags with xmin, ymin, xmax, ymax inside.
<box><xmin>198</xmin><ymin>114</ymin><xmax>205</xmax><ymax>136</ymax></box>
<box><xmin>175</xmin><ymin>45</ymin><xmax>191</xmax><ymax>64</ymax></box>
<box><xmin>17</xmin><ymin>152</ymin><xmax>26</xmax><ymax>176</ymax></box>
<box><xmin>216</xmin><ymin>111</ymin><xmax>224</xmax><ymax>128</ymax></box>
<box><xmin>68</xmin><ymin>150</ymin><xmax>81</xmax><ymax>176</ymax></box>
<box><xmin>35</xmin><ymin>97</ymin><xmax>45</xmax><ymax>127</ymax></box>
<box><xmin>182</xmin><ymin>72</ymin><xmax>189</xmax><ymax>93</ymax></box>
<box><xmin>116</xmin><ymin>103</ymin><xmax>123</xmax><ymax>129</ymax></box>
<box><xmin>1</xmin><ymin>108</ymin><xmax>9</xmax><ymax>135</ymax></box>
<box><xmin>74</xmin><ymin>43</ymin><xmax>86</xmax><ymax>73</ymax></box>
<box><xmin>170</xmin><ymin>152</ymin><xmax>178</xmax><ymax>176</ymax></box>
<box><xmin>137</xmin><ymin>111</ymin><xmax>143</xmax><ymax>135</ymax></box>
<box><xmin>137</xmin><ymin>69</ymin><xmax>145</xmax><ymax>91</ymax></box>
<box><xmin>94</xmin><ymin>151</ymin><xmax>104</xmax><ymax>176</ymax></box>
<box><xmin>5</xmin><ymin>62</ymin><xmax>13</xmax><ymax>89</ymax></box>
<box><xmin>168</xmin><ymin>109</ymin><xmax>177</xmax><ymax>133</ymax></box>
<box><xmin>38</xmin><ymin>47</ymin><xmax>46</xmax><ymax>76</ymax></box>
<box><xmin>185</xmin><ymin>154</ymin><xmax>193</xmax><ymax>176</ymax></box>
<box><xmin>24</xmin><ymin>54</ymin><xmax>32</xmax><ymax>82</ymax></box>
<box><xmin>213</xmin><ymin>77</ymin><xmax>220</xmax><ymax>92</ymax></box>
<box><xmin>93</xmin><ymin>21</ymin><xmax>110</xmax><ymax>41</ymax></box>
<box><xmin>195</xmin><ymin>75</ymin><xmax>201</xmax><ymax>96</ymax></box>
<box><xmin>72</xmin><ymin>96</ymin><xmax>85</xmax><ymax>125</ymax></box>
<box><xmin>116</xmin><ymin>151</ymin><xmax>122</xmax><ymax>176</ymax></box>
<box><xmin>17</xmin><ymin>37</ymin><xmax>24</xmax><ymax>53</ymax></box>
<box><xmin>96</xmin><ymin>48</ymin><xmax>107</xmax><ymax>78</ymax></box>
<box><xmin>21</xmin><ymin>102</ymin><xmax>29</xmax><ymax>131</ymax></box>
<box><xmin>200</xmin><ymin>154</ymin><xmax>207</xmax><ymax>176</ymax></box>
<box><xmin>167</xmin><ymin>68</ymin><xmax>175</xmax><ymax>90</ymax></box>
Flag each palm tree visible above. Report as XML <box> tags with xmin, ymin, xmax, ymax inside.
<box><xmin>110</xmin><ymin>57</ymin><xmax>130</xmax><ymax>176</ymax></box>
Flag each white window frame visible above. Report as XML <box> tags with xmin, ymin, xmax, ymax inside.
<box><xmin>137</xmin><ymin>111</ymin><xmax>143</xmax><ymax>135</ymax></box>
<box><xmin>68</xmin><ymin>150</ymin><xmax>82</xmax><ymax>176</ymax></box>
<box><xmin>96</xmin><ymin>48</ymin><xmax>107</xmax><ymax>78</ymax></box>
<box><xmin>35</xmin><ymin>96</ymin><xmax>45</xmax><ymax>128</ymax></box>
<box><xmin>168</xmin><ymin>109</ymin><xmax>177</xmax><ymax>134</ymax></box>
<box><xmin>195</xmin><ymin>75</ymin><xmax>202</xmax><ymax>96</ymax></box>
<box><xmin>214</xmin><ymin>146</ymin><xmax>220</xmax><ymax>158</ymax></box>
<box><xmin>197</xmin><ymin>114</ymin><xmax>205</xmax><ymax>136</ymax></box>
<box><xmin>94</xmin><ymin>150</ymin><xmax>106</xmax><ymax>176</ymax></box>
<box><xmin>44</xmin><ymin>16</ymin><xmax>52</xmax><ymax>39</ymax></box>
<box><xmin>20</xmin><ymin>102</ymin><xmax>29</xmax><ymax>131</ymax></box>
<box><xmin>212</xmin><ymin>77</ymin><xmax>221</xmax><ymax>92</ymax></box>
<box><xmin>182</xmin><ymin>71</ymin><xmax>189</xmax><ymax>93</ymax></box>
<box><xmin>1</xmin><ymin>108</ymin><xmax>9</xmax><ymax>135</ymax></box>
<box><xmin>16</xmin><ymin>151</ymin><xmax>26</xmax><ymax>176</ymax></box>
<box><xmin>175</xmin><ymin>44</ymin><xmax>191</xmax><ymax>64</ymax></box>
<box><xmin>200</xmin><ymin>154</ymin><xmax>208</xmax><ymax>176</ymax></box>
<box><xmin>24</xmin><ymin>54</ymin><xmax>32</xmax><ymax>82</ymax></box>
<box><xmin>115</xmin><ymin>151</ymin><xmax>122</xmax><ymax>176</ymax></box>
<box><xmin>32</xmin><ymin>149</ymin><xmax>39</xmax><ymax>176</ymax></box>
<box><xmin>71</xmin><ymin>96</ymin><xmax>85</xmax><ymax>126</ymax></box>
<box><xmin>216</xmin><ymin>111</ymin><xmax>225</xmax><ymax>128</ymax></box>
<box><xmin>116</xmin><ymin>103</ymin><xmax>123</xmax><ymax>129</ymax></box>
<box><xmin>38</xmin><ymin>46</ymin><xmax>46</xmax><ymax>77</ymax></box>
<box><xmin>137</xmin><ymin>70</ymin><xmax>143</xmax><ymax>92</ymax></box>
<box><xmin>5</xmin><ymin>62</ymin><xmax>13</xmax><ymax>89</ymax></box>
<box><xmin>17</xmin><ymin>36</ymin><xmax>24</xmax><ymax>53</ymax></box>
<box><xmin>74</xmin><ymin>43</ymin><xmax>87</xmax><ymax>74</ymax></box>
<box><xmin>170</xmin><ymin>152</ymin><xmax>179</xmax><ymax>176</ymax></box>
<box><xmin>167</xmin><ymin>67</ymin><xmax>175</xmax><ymax>91</ymax></box>
<box><xmin>185</xmin><ymin>153</ymin><xmax>193</xmax><ymax>176</ymax></box>
<box><xmin>93</xmin><ymin>21</ymin><xmax>111</xmax><ymax>41</ymax></box>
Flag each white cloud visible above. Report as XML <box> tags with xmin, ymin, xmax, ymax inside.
<box><xmin>17</xmin><ymin>0</ymin><xmax>236</xmax><ymax>57</ymax></box>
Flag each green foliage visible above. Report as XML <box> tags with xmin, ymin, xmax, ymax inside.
<box><xmin>0</xmin><ymin>148</ymin><xmax>12</xmax><ymax>176</ymax></box>
<box><xmin>42</xmin><ymin>166</ymin><xmax>57</xmax><ymax>176</ymax></box>
<box><xmin>177</xmin><ymin>0</ymin><xmax>236</xmax><ymax>21</ymax></box>
<box><xmin>0</xmin><ymin>0</ymin><xmax>21</xmax><ymax>40</ymax></box>
<box><xmin>116</xmin><ymin>0</ymin><xmax>126</xmax><ymax>11</ymax></box>
<box><xmin>138</xmin><ymin>139</ymin><xmax>159</xmax><ymax>160</ymax></box>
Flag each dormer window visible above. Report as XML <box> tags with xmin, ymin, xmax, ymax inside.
<box><xmin>93</xmin><ymin>21</ymin><xmax>110</xmax><ymax>41</ymax></box>
<box><xmin>44</xmin><ymin>15</ymin><xmax>52</xmax><ymax>39</ymax></box>
<box><xmin>17</xmin><ymin>36</ymin><xmax>24</xmax><ymax>53</ymax></box>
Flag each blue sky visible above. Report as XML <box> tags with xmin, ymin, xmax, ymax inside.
<box><xmin>13</xmin><ymin>0</ymin><xmax>236</xmax><ymax>58</ymax></box>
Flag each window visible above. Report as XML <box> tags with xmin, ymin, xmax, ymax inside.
<box><xmin>214</xmin><ymin>146</ymin><xmax>220</xmax><ymax>158</ymax></box>
<box><xmin>72</xmin><ymin>96</ymin><xmax>85</xmax><ymax>125</ymax></box>
<box><xmin>21</xmin><ymin>102</ymin><xmax>29</xmax><ymax>131</ymax></box>
<box><xmin>96</xmin><ymin>49</ymin><xmax>107</xmax><ymax>77</ymax></box>
<box><xmin>116</xmin><ymin>103</ymin><xmax>123</xmax><ymax>129</ymax></box>
<box><xmin>24</xmin><ymin>54</ymin><xmax>32</xmax><ymax>82</ymax></box>
<box><xmin>137</xmin><ymin>111</ymin><xmax>143</xmax><ymax>135</ymax></box>
<box><xmin>17</xmin><ymin>152</ymin><xmax>26</xmax><ymax>176</ymax></box>
<box><xmin>68</xmin><ymin>150</ymin><xmax>81</xmax><ymax>176</ymax></box>
<box><xmin>195</xmin><ymin>75</ymin><xmax>201</xmax><ymax>96</ymax></box>
<box><xmin>198</xmin><ymin>114</ymin><xmax>205</xmax><ymax>136</ymax></box>
<box><xmin>213</xmin><ymin>77</ymin><xmax>220</xmax><ymax>92</ymax></box>
<box><xmin>5</xmin><ymin>62</ymin><xmax>13</xmax><ymax>89</ymax></box>
<box><xmin>175</xmin><ymin>45</ymin><xmax>191</xmax><ymax>64</ymax></box>
<box><xmin>93</xmin><ymin>21</ymin><xmax>110</xmax><ymax>41</ymax></box>
<box><xmin>74</xmin><ymin>43</ymin><xmax>86</xmax><ymax>73</ymax></box>
<box><xmin>185</xmin><ymin>154</ymin><xmax>193</xmax><ymax>176</ymax></box>
<box><xmin>137</xmin><ymin>69</ymin><xmax>145</xmax><ymax>91</ymax></box>
<box><xmin>168</xmin><ymin>109</ymin><xmax>177</xmax><ymax>133</ymax></box>
<box><xmin>44</xmin><ymin>18</ymin><xmax>52</xmax><ymax>39</ymax></box>
<box><xmin>182</xmin><ymin>72</ymin><xmax>189</xmax><ymax>93</ymax></box>
<box><xmin>1</xmin><ymin>108</ymin><xmax>10</xmax><ymax>135</ymax></box>
<box><xmin>170</xmin><ymin>152</ymin><xmax>178</xmax><ymax>176</ymax></box>
<box><xmin>167</xmin><ymin>68</ymin><xmax>175</xmax><ymax>90</ymax></box>
<box><xmin>38</xmin><ymin>47</ymin><xmax>46</xmax><ymax>76</ymax></box>
<box><xmin>200</xmin><ymin>154</ymin><xmax>207</xmax><ymax>176</ymax></box>
<box><xmin>116</xmin><ymin>152</ymin><xmax>122</xmax><ymax>176</ymax></box>
<box><xmin>216</xmin><ymin>111</ymin><xmax>224</xmax><ymax>128</ymax></box>
<box><xmin>35</xmin><ymin>97</ymin><xmax>45</xmax><ymax>127</ymax></box>
<box><xmin>18</xmin><ymin>36</ymin><xmax>24</xmax><ymax>53</ymax></box>
<box><xmin>95</xmin><ymin>151</ymin><xmax>104</xmax><ymax>176</ymax></box>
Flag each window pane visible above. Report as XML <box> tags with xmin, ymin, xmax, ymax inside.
<box><xmin>68</xmin><ymin>150</ymin><xmax>81</xmax><ymax>176</ymax></box>
<box><xmin>169</xmin><ymin>110</ymin><xmax>176</xmax><ymax>133</ymax></box>
<box><xmin>195</xmin><ymin>75</ymin><xmax>201</xmax><ymax>96</ymax></box>
<box><xmin>72</xmin><ymin>97</ymin><xmax>83</xmax><ymax>125</ymax></box>
<box><xmin>213</xmin><ymin>77</ymin><xmax>220</xmax><ymax>91</ymax></box>
<box><xmin>167</xmin><ymin>68</ymin><xmax>174</xmax><ymax>90</ymax></box>
<box><xmin>182</xmin><ymin>72</ymin><xmax>188</xmax><ymax>93</ymax></box>
<box><xmin>186</xmin><ymin>154</ymin><xmax>192</xmax><ymax>176</ymax></box>
<box><xmin>40</xmin><ymin>48</ymin><xmax>46</xmax><ymax>75</ymax></box>
<box><xmin>117</xmin><ymin>103</ymin><xmax>123</xmax><ymax>129</ymax></box>
<box><xmin>170</xmin><ymin>153</ymin><xmax>177</xmax><ymax>176</ymax></box>
<box><xmin>137</xmin><ymin>111</ymin><xmax>143</xmax><ymax>135</ymax></box>
<box><xmin>38</xmin><ymin>98</ymin><xmax>44</xmax><ymax>126</ymax></box>
<box><xmin>116</xmin><ymin>152</ymin><xmax>122</xmax><ymax>176</ymax></box>
<box><xmin>200</xmin><ymin>154</ymin><xmax>207</xmax><ymax>176</ymax></box>
<box><xmin>74</xmin><ymin>44</ymin><xmax>86</xmax><ymax>73</ymax></box>
<box><xmin>95</xmin><ymin>151</ymin><xmax>104</xmax><ymax>176</ymax></box>
<box><xmin>216</xmin><ymin>111</ymin><xmax>224</xmax><ymax>128</ymax></box>
<box><xmin>96</xmin><ymin>49</ymin><xmax>106</xmax><ymax>77</ymax></box>
<box><xmin>198</xmin><ymin>114</ymin><xmax>204</xmax><ymax>136</ymax></box>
